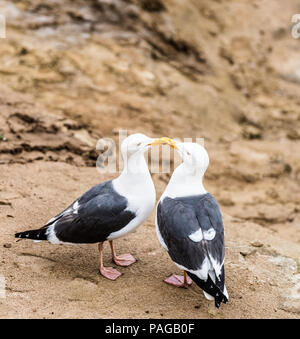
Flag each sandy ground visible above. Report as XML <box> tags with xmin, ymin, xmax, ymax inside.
<box><xmin>0</xmin><ymin>0</ymin><xmax>300</xmax><ymax>318</ymax></box>
<box><xmin>0</xmin><ymin>162</ymin><xmax>299</xmax><ymax>319</ymax></box>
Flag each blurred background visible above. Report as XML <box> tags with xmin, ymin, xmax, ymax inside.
<box><xmin>0</xmin><ymin>0</ymin><xmax>299</xmax><ymax>318</ymax></box>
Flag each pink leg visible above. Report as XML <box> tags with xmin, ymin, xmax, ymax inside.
<box><xmin>98</xmin><ymin>242</ymin><xmax>122</xmax><ymax>280</ymax></box>
<box><xmin>164</xmin><ymin>272</ymin><xmax>193</xmax><ymax>288</ymax></box>
<box><xmin>109</xmin><ymin>241</ymin><xmax>136</xmax><ymax>267</ymax></box>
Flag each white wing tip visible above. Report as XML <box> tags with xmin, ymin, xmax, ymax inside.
<box><xmin>203</xmin><ymin>228</ymin><xmax>216</xmax><ymax>240</ymax></box>
<box><xmin>188</xmin><ymin>229</ymin><xmax>203</xmax><ymax>242</ymax></box>
<box><xmin>203</xmin><ymin>290</ymin><xmax>214</xmax><ymax>301</ymax></box>
<box><xmin>223</xmin><ymin>285</ymin><xmax>229</xmax><ymax>300</ymax></box>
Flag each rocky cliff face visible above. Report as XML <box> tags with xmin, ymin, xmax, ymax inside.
<box><xmin>0</xmin><ymin>0</ymin><xmax>299</xmax><ymax>318</ymax></box>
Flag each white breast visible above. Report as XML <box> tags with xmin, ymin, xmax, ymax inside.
<box><xmin>107</xmin><ymin>177</ymin><xmax>156</xmax><ymax>240</ymax></box>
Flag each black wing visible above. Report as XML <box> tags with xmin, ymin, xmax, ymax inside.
<box><xmin>43</xmin><ymin>181</ymin><xmax>113</xmax><ymax>228</ymax></box>
<box><xmin>16</xmin><ymin>181</ymin><xmax>136</xmax><ymax>243</ymax></box>
<box><xmin>195</xmin><ymin>195</ymin><xmax>225</xmax><ymax>277</ymax></box>
<box><xmin>157</xmin><ymin>194</ymin><xmax>227</xmax><ymax>307</ymax></box>
<box><xmin>54</xmin><ymin>189</ymin><xmax>135</xmax><ymax>243</ymax></box>
<box><xmin>157</xmin><ymin>198</ymin><xmax>207</xmax><ymax>270</ymax></box>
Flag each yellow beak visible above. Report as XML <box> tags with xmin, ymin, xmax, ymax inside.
<box><xmin>148</xmin><ymin>137</ymin><xmax>178</xmax><ymax>149</ymax></box>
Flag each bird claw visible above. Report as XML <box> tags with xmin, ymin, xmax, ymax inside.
<box><xmin>164</xmin><ymin>274</ymin><xmax>192</xmax><ymax>288</ymax></box>
<box><xmin>99</xmin><ymin>266</ymin><xmax>122</xmax><ymax>280</ymax></box>
<box><xmin>113</xmin><ymin>253</ymin><xmax>136</xmax><ymax>267</ymax></box>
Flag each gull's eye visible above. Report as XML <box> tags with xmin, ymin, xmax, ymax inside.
<box><xmin>137</xmin><ymin>142</ymin><xmax>142</xmax><ymax>147</ymax></box>
<box><xmin>187</xmin><ymin>151</ymin><xmax>191</xmax><ymax>156</ymax></box>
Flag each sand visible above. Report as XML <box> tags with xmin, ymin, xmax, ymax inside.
<box><xmin>0</xmin><ymin>0</ymin><xmax>299</xmax><ymax>318</ymax></box>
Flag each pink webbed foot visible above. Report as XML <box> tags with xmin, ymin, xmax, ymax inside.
<box><xmin>99</xmin><ymin>266</ymin><xmax>122</xmax><ymax>280</ymax></box>
<box><xmin>113</xmin><ymin>253</ymin><xmax>136</xmax><ymax>267</ymax></box>
<box><xmin>164</xmin><ymin>274</ymin><xmax>193</xmax><ymax>288</ymax></box>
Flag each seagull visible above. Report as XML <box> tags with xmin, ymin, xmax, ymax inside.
<box><xmin>15</xmin><ymin>133</ymin><xmax>166</xmax><ymax>280</ymax></box>
<box><xmin>155</xmin><ymin>139</ymin><xmax>228</xmax><ymax>308</ymax></box>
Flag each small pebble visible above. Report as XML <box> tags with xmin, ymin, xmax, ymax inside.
<box><xmin>240</xmin><ymin>248</ymin><xmax>256</xmax><ymax>257</ymax></box>
<box><xmin>3</xmin><ymin>243</ymin><xmax>12</xmax><ymax>248</ymax></box>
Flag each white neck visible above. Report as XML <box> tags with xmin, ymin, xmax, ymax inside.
<box><xmin>161</xmin><ymin>163</ymin><xmax>207</xmax><ymax>200</ymax></box>
<box><xmin>113</xmin><ymin>151</ymin><xmax>155</xmax><ymax>197</ymax></box>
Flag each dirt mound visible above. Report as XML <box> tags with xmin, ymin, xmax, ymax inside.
<box><xmin>0</xmin><ymin>85</ymin><xmax>100</xmax><ymax>166</ymax></box>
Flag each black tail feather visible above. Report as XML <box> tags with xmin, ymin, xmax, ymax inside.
<box><xmin>15</xmin><ymin>228</ymin><xmax>48</xmax><ymax>241</ymax></box>
<box><xmin>186</xmin><ymin>271</ymin><xmax>228</xmax><ymax>308</ymax></box>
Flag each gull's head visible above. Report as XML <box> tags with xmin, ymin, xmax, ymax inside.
<box><xmin>121</xmin><ymin>133</ymin><xmax>170</xmax><ymax>158</ymax></box>
<box><xmin>166</xmin><ymin>139</ymin><xmax>210</xmax><ymax>175</ymax></box>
